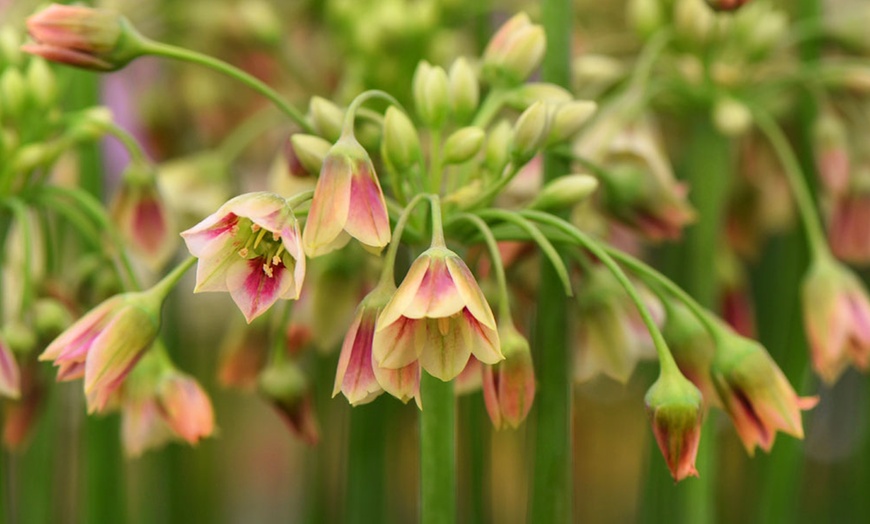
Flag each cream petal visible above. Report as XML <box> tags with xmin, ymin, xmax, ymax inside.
<box><xmin>403</xmin><ymin>256</ymin><xmax>465</xmax><ymax>320</ymax></box>
<box><xmin>83</xmin><ymin>306</ymin><xmax>155</xmax><ymax>396</ymax></box>
<box><xmin>464</xmin><ymin>310</ymin><xmax>503</xmax><ymax>364</ymax></box>
<box><xmin>418</xmin><ymin>315</ymin><xmax>472</xmax><ymax>381</ymax></box>
<box><xmin>0</xmin><ymin>341</ymin><xmax>21</xmax><ymax>399</ymax></box>
<box><xmin>445</xmin><ymin>256</ymin><xmax>496</xmax><ymax>329</ymax></box>
<box><xmin>377</xmin><ymin>255</ymin><xmax>431</xmax><ymax>329</ymax></box>
<box><xmin>372</xmin><ymin>316</ymin><xmax>424</xmax><ymax>369</ymax></box>
<box><xmin>373</xmin><ymin>358</ymin><xmax>419</xmax><ymax>405</ymax></box>
<box><xmin>180</xmin><ymin>211</ymin><xmax>239</xmax><ymax>256</ymax></box>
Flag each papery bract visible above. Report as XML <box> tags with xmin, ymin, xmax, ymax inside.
<box><xmin>181</xmin><ymin>192</ymin><xmax>305</xmax><ymax>323</ymax></box>
<box><xmin>373</xmin><ymin>246</ymin><xmax>503</xmax><ymax>382</ymax></box>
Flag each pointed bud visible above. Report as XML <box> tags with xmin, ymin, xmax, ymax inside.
<box><xmin>482</xmin><ymin>323</ymin><xmax>535</xmax><ymax>429</ymax></box>
<box><xmin>443</xmin><ymin>126</ymin><xmax>485</xmax><ymax>165</ymax></box>
<box><xmin>413</xmin><ymin>61</ymin><xmax>449</xmax><ymax>129</ymax></box>
<box><xmin>157</xmin><ymin>372</ymin><xmax>215</xmax><ymax>444</ymax></box>
<box><xmin>674</xmin><ymin>0</ymin><xmax>715</xmax><ymax>48</ymax></box>
<box><xmin>628</xmin><ymin>0</ymin><xmax>665</xmax><ymax>38</ymax></box>
<box><xmin>0</xmin><ymin>27</ymin><xmax>23</xmax><ymax>67</ymax></box>
<box><xmin>482</xmin><ymin>13</ymin><xmax>546</xmax><ymax>85</ymax></box>
<box><xmin>23</xmin><ymin>4</ymin><xmax>148</xmax><ymax>71</ymax></box>
<box><xmin>258</xmin><ymin>360</ymin><xmax>320</xmax><ymax>445</ymax></box>
<box><xmin>382</xmin><ymin>106</ymin><xmax>422</xmax><ymax>172</ymax></box>
<box><xmin>503</xmin><ymin>82</ymin><xmax>572</xmax><ymax>111</ymax></box>
<box><xmin>448</xmin><ymin>57</ymin><xmax>479</xmax><ymax>124</ymax></box>
<box><xmin>645</xmin><ymin>371</ymin><xmax>704</xmax><ymax>482</ymax></box>
<box><xmin>290</xmin><ymin>133</ymin><xmax>332</xmax><ymax>175</ymax></box>
<box><xmin>529</xmin><ymin>174</ymin><xmax>598</xmax><ymax>211</ymax></box>
<box><xmin>1</xmin><ymin>68</ymin><xmax>27</xmax><ymax>118</ymax></box>
<box><xmin>547</xmin><ymin>100</ymin><xmax>597</xmax><ymax>145</ymax></box>
<box><xmin>510</xmin><ymin>101</ymin><xmax>551</xmax><ymax>164</ymax></box>
<box><xmin>485</xmin><ymin>119</ymin><xmax>513</xmax><ymax>174</ymax></box>
<box><xmin>309</xmin><ymin>97</ymin><xmax>344</xmax><ymax>142</ymax></box>
<box><xmin>26</xmin><ymin>58</ymin><xmax>57</xmax><ymax>109</ymax></box>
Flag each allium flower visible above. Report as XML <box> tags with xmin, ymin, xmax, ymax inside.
<box><xmin>111</xmin><ymin>164</ymin><xmax>176</xmax><ymax>270</ymax></box>
<box><xmin>802</xmin><ymin>258</ymin><xmax>870</xmax><ymax>384</ymax></box>
<box><xmin>711</xmin><ymin>333</ymin><xmax>817</xmax><ymax>455</ymax></box>
<box><xmin>828</xmin><ymin>191</ymin><xmax>870</xmax><ymax>264</ymax></box>
<box><xmin>645</xmin><ymin>371</ymin><xmax>704</xmax><ymax>482</ymax></box>
<box><xmin>302</xmin><ymin>136</ymin><xmax>391</xmax><ymax>257</ymax></box>
<box><xmin>181</xmin><ymin>192</ymin><xmax>305</xmax><ymax>323</ymax></box>
<box><xmin>373</xmin><ymin>246</ymin><xmax>503</xmax><ymax>382</ymax></box>
<box><xmin>259</xmin><ymin>359</ymin><xmax>320</xmax><ymax>445</ymax></box>
<box><xmin>157</xmin><ymin>372</ymin><xmax>215</xmax><ymax>444</ymax></box>
<box><xmin>0</xmin><ymin>335</ymin><xmax>21</xmax><ymax>399</ymax></box>
<box><xmin>663</xmin><ymin>302</ymin><xmax>719</xmax><ymax>407</ymax></box>
<box><xmin>23</xmin><ymin>4</ymin><xmax>145</xmax><ymax>71</ymax></box>
<box><xmin>40</xmin><ymin>290</ymin><xmax>163</xmax><ymax>413</ymax></box>
<box><xmin>482</xmin><ymin>324</ymin><xmax>535</xmax><ymax>429</ymax></box>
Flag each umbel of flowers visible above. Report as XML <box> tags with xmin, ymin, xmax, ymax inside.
<box><xmin>17</xmin><ymin>3</ymin><xmax>820</xmax><ymax>499</ymax></box>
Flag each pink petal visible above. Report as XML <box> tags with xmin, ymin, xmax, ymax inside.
<box><xmin>334</xmin><ymin>308</ymin><xmax>383</xmax><ymax>405</ymax></box>
<box><xmin>344</xmin><ymin>160</ymin><xmax>390</xmax><ymax>251</ymax></box>
<box><xmin>0</xmin><ymin>341</ymin><xmax>21</xmax><ymax>399</ymax></box>
<box><xmin>445</xmin><ymin>256</ymin><xmax>497</xmax><ymax>329</ymax></box>
<box><xmin>303</xmin><ymin>155</ymin><xmax>352</xmax><ymax>257</ymax></box>
<box><xmin>40</xmin><ymin>297</ymin><xmax>120</xmax><ymax>361</ymax></box>
<box><xmin>226</xmin><ymin>258</ymin><xmax>296</xmax><ymax>323</ymax></box>
<box><xmin>403</xmin><ymin>256</ymin><xmax>465</xmax><ymax>319</ymax></box>
<box><xmin>377</xmin><ymin>255</ymin><xmax>431</xmax><ymax>328</ymax></box>
<box><xmin>180</xmin><ymin>212</ymin><xmax>239</xmax><ymax>256</ymax></box>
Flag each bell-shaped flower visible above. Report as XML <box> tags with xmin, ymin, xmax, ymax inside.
<box><xmin>373</xmin><ymin>246</ymin><xmax>503</xmax><ymax>382</ymax></box>
<box><xmin>828</xmin><ymin>190</ymin><xmax>870</xmax><ymax>265</ymax></box>
<box><xmin>302</xmin><ymin>135</ymin><xmax>390</xmax><ymax>257</ymax></box>
<box><xmin>802</xmin><ymin>257</ymin><xmax>870</xmax><ymax>384</ymax></box>
<box><xmin>645</xmin><ymin>370</ymin><xmax>704</xmax><ymax>482</ymax></box>
<box><xmin>482</xmin><ymin>323</ymin><xmax>535</xmax><ymax>429</ymax></box>
<box><xmin>39</xmin><ymin>288</ymin><xmax>164</xmax><ymax>413</ymax></box>
<box><xmin>258</xmin><ymin>359</ymin><xmax>320</xmax><ymax>445</ymax></box>
<box><xmin>110</xmin><ymin>162</ymin><xmax>177</xmax><ymax>270</ymax></box>
<box><xmin>711</xmin><ymin>331</ymin><xmax>818</xmax><ymax>455</ymax></box>
<box><xmin>0</xmin><ymin>335</ymin><xmax>21</xmax><ymax>399</ymax></box>
<box><xmin>181</xmin><ymin>192</ymin><xmax>306</xmax><ymax>323</ymax></box>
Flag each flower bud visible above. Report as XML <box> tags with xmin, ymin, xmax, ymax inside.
<box><xmin>258</xmin><ymin>360</ymin><xmax>320</xmax><ymax>445</ymax></box>
<box><xmin>674</xmin><ymin>0</ymin><xmax>715</xmax><ymax>48</ymax></box>
<box><xmin>1</xmin><ymin>68</ymin><xmax>27</xmax><ymax>118</ymax></box>
<box><xmin>504</xmin><ymin>82</ymin><xmax>573</xmax><ymax>111</ymax></box>
<box><xmin>413</xmin><ymin>61</ymin><xmax>449</xmax><ymax>129</ymax></box>
<box><xmin>645</xmin><ymin>371</ymin><xmax>704</xmax><ymax>481</ymax></box>
<box><xmin>628</xmin><ymin>0</ymin><xmax>665</xmax><ymax>39</ymax></box>
<box><xmin>510</xmin><ymin>101</ymin><xmax>551</xmax><ymax>163</ymax></box>
<box><xmin>448</xmin><ymin>57</ymin><xmax>479</xmax><ymax>124</ymax></box>
<box><xmin>309</xmin><ymin>96</ymin><xmax>344</xmax><ymax>142</ymax></box>
<box><xmin>486</xmin><ymin>119</ymin><xmax>513</xmax><ymax>174</ymax></box>
<box><xmin>381</xmin><ymin>106</ymin><xmax>421</xmax><ymax>172</ymax></box>
<box><xmin>547</xmin><ymin>100</ymin><xmax>597</xmax><ymax>145</ymax></box>
<box><xmin>26</xmin><ymin>57</ymin><xmax>57</xmax><ymax>109</ymax></box>
<box><xmin>23</xmin><ymin>4</ymin><xmax>148</xmax><ymax>71</ymax></box>
<box><xmin>712</xmin><ymin>97</ymin><xmax>752</xmax><ymax>137</ymax></box>
<box><xmin>529</xmin><ymin>174</ymin><xmax>598</xmax><ymax>211</ymax></box>
<box><xmin>443</xmin><ymin>126</ymin><xmax>485</xmax><ymax>165</ymax></box>
<box><xmin>290</xmin><ymin>133</ymin><xmax>332</xmax><ymax>175</ymax></box>
<box><xmin>0</xmin><ymin>27</ymin><xmax>23</xmax><ymax>67</ymax></box>
<box><xmin>33</xmin><ymin>298</ymin><xmax>73</xmax><ymax>339</ymax></box>
<box><xmin>69</xmin><ymin>106</ymin><xmax>114</xmax><ymax>142</ymax></box>
<box><xmin>482</xmin><ymin>323</ymin><xmax>535</xmax><ymax>429</ymax></box>
<box><xmin>812</xmin><ymin>108</ymin><xmax>850</xmax><ymax>196</ymax></box>
<box><xmin>482</xmin><ymin>13</ymin><xmax>546</xmax><ymax>85</ymax></box>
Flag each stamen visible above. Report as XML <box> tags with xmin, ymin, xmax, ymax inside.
<box><xmin>272</xmin><ymin>232</ymin><xmax>280</xmax><ymax>241</ymax></box>
<box><xmin>238</xmin><ymin>248</ymin><xmax>249</xmax><ymax>258</ymax></box>
<box><xmin>251</xmin><ymin>223</ymin><xmax>261</xmax><ymax>232</ymax></box>
<box><xmin>263</xmin><ymin>263</ymin><xmax>274</xmax><ymax>278</ymax></box>
<box><xmin>253</xmin><ymin>228</ymin><xmax>268</xmax><ymax>249</ymax></box>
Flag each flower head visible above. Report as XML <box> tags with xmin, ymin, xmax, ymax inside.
<box><xmin>303</xmin><ymin>136</ymin><xmax>390</xmax><ymax>257</ymax></box>
<box><xmin>482</xmin><ymin>323</ymin><xmax>535</xmax><ymax>429</ymax></box>
<box><xmin>711</xmin><ymin>332</ymin><xmax>818</xmax><ymax>455</ymax></box>
<box><xmin>181</xmin><ymin>192</ymin><xmax>305</xmax><ymax>323</ymax></box>
<box><xmin>645</xmin><ymin>371</ymin><xmax>704</xmax><ymax>482</ymax></box>
<box><xmin>23</xmin><ymin>4</ymin><xmax>146</xmax><ymax>71</ymax></box>
<box><xmin>39</xmin><ymin>289</ymin><xmax>164</xmax><ymax>413</ymax></box>
<box><xmin>802</xmin><ymin>258</ymin><xmax>870</xmax><ymax>384</ymax></box>
<box><xmin>373</xmin><ymin>246</ymin><xmax>503</xmax><ymax>382</ymax></box>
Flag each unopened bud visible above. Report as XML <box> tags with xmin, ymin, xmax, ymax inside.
<box><xmin>529</xmin><ymin>174</ymin><xmax>598</xmax><ymax>210</ymax></box>
<box><xmin>13</xmin><ymin>143</ymin><xmax>55</xmax><ymax>173</ymax></box>
<box><xmin>547</xmin><ymin>100</ymin><xmax>597</xmax><ymax>144</ymax></box>
<box><xmin>745</xmin><ymin>11</ymin><xmax>787</xmax><ymax>56</ymax></box>
<box><xmin>0</xmin><ymin>28</ymin><xmax>23</xmax><ymax>67</ymax></box>
<box><xmin>33</xmin><ymin>298</ymin><xmax>73</xmax><ymax>338</ymax></box>
<box><xmin>504</xmin><ymin>82</ymin><xmax>572</xmax><ymax>110</ymax></box>
<box><xmin>628</xmin><ymin>0</ymin><xmax>664</xmax><ymax>38</ymax></box>
<box><xmin>309</xmin><ymin>97</ymin><xmax>343</xmax><ymax>142</ymax></box>
<box><xmin>486</xmin><ymin>119</ymin><xmax>513</xmax><ymax>173</ymax></box>
<box><xmin>712</xmin><ymin>97</ymin><xmax>752</xmax><ymax>137</ymax></box>
<box><xmin>69</xmin><ymin>106</ymin><xmax>113</xmax><ymax>141</ymax></box>
<box><xmin>1</xmin><ymin>322</ymin><xmax>37</xmax><ymax>354</ymax></box>
<box><xmin>413</xmin><ymin>61</ymin><xmax>449</xmax><ymax>128</ymax></box>
<box><xmin>382</xmin><ymin>106</ymin><xmax>421</xmax><ymax>171</ymax></box>
<box><xmin>443</xmin><ymin>126</ymin><xmax>485</xmax><ymax>165</ymax></box>
<box><xmin>510</xmin><ymin>101</ymin><xmax>551</xmax><ymax>163</ymax></box>
<box><xmin>645</xmin><ymin>371</ymin><xmax>704</xmax><ymax>481</ymax></box>
<box><xmin>482</xmin><ymin>13</ymin><xmax>546</xmax><ymax>85</ymax></box>
<box><xmin>674</xmin><ymin>0</ymin><xmax>715</xmax><ymax>48</ymax></box>
<box><xmin>448</xmin><ymin>57</ymin><xmax>479</xmax><ymax>124</ymax></box>
<box><xmin>26</xmin><ymin>58</ymin><xmax>57</xmax><ymax>108</ymax></box>
<box><xmin>813</xmin><ymin>109</ymin><xmax>850</xmax><ymax>195</ymax></box>
<box><xmin>1</xmin><ymin>68</ymin><xmax>27</xmax><ymax>117</ymax></box>
<box><xmin>483</xmin><ymin>323</ymin><xmax>535</xmax><ymax>429</ymax></box>
<box><xmin>290</xmin><ymin>134</ymin><xmax>332</xmax><ymax>175</ymax></box>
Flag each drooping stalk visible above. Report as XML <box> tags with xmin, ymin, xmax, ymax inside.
<box><xmin>530</xmin><ymin>0</ymin><xmax>574</xmax><ymax>520</ymax></box>
<box><xmin>420</xmin><ymin>372</ymin><xmax>456</xmax><ymax>524</ymax></box>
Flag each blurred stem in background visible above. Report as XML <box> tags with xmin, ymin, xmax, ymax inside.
<box><xmin>346</xmin><ymin>399</ymin><xmax>387</xmax><ymax>524</ymax></box>
<box><xmin>530</xmin><ymin>0</ymin><xmax>573</xmax><ymax>522</ymax></box>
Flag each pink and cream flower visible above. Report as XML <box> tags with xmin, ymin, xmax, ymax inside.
<box><xmin>373</xmin><ymin>246</ymin><xmax>503</xmax><ymax>382</ymax></box>
<box><xmin>181</xmin><ymin>192</ymin><xmax>305</xmax><ymax>323</ymax></box>
<box><xmin>302</xmin><ymin>136</ymin><xmax>391</xmax><ymax>257</ymax></box>
<box><xmin>482</xmin><ymin>323</ymin><xmax>535</xmax><ymax>429</ymax></box>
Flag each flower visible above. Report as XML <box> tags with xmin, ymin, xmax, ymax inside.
<box><xmin>181</xmin><ymin>192</ymin><xmax>305</xmax><ymax>323</ymax></box>
<box><xmin>39</xmin><ymin>290</ymin><xmax>163</xmax><ymax>413</ymax></box>
<box><xmin>481</xmin><ymin>13</ymin><xmax>546</xmax><ymax>85</ymax></box>
<box><xmin>828</xmin><ymin>191</ymin><xmax>870</xmax><ymax>264</ymax></box>
<box><xmin>23</xmin><ymin>4</ymin><xmax>146</xmax><ymax>71</ymax></box>
<box><xmin>482</xmin><ymin>323</ymin><xmax>535</xmax><ymax>429</ymax></box>
<box><xmin>711</xmin><ymin>332</ymin><xmax>817</xmax><ymax>455</ymax></box>
<box><xmin>373</xmin><ymin>246</ymin><xmax>503</xmax><ymax>382</ymax></box>
<box><xmin>0</xmin><ymin>335</ymin><xmax>21</xmax><ymax>399</ymax></box>
<box><xmin>302</xmin><ymin>135</ymin><xmax>390</xmax><ymax>257</ymax></box>
<box><xmin>802</xmin><ymin>258</ymin><xmax>870</xmax><ymax>384</ymax></box>
<box><xmin>645</xmin><ymin>371</ymin><xmax>704</xmax><ymax>482</ymax></box>
<box><xmin>258</xmin><ymin>359</ymin><xmax>320</xmax><ymax>445</ymax></box>
<box><xmin>662</xmin><ymin>301</ymin><xmax>719</xmax><ymax>407</ymax></box>
<box><xmin>111</xmin><ymin>163</ymin><xmax>176</xmax><ymax>270</ymax></box>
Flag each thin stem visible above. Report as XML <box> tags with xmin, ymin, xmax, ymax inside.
<box><xmin>420</xmin><ymin>372</ymin><xmax>456</xmax><ymax>524</ymax></box>
<box><xmin>5</xmin><ymin>199</ymin><xmax>34</xmax><ymax>317</ymax></box>
<box><xmin>286</xmin><ymin>190</ymin><xmax>315</xmax><ymax>208</ymax></box>
<box><xmin>753</xmin><ymin>109</ymin><xmax>829</xmax><ymax>261</ymax></box>
<box><xmin>100</xmin><ymin>122</ymin><xmax>149</xmax><ymax>165</ymax></box>
<box><xmin>378</xmin><ymin>193</ymin><xmax>431</xmax><ymax>287</ymax></box>
<box><xmin>462</xmin><ymin>162</ymin><xmax>522</xmax><ymax>210</ymax></box>
<box><xmin>149</xmin><ymin>256</ymin><xmax>196</xmax><ymax>300</ymax></box>
<box><xmin>141</xmin><ymin>41</ymin><xmax>312</xmax><ymax>133</ymax></box>
<box><xmin>471</xmin><ymin>89</ymin><xmax>507</xmax><ymax>129</ymax></box>
<box><xmin>450</xmin><ymin>213</ymin><xmax>511</xmax><ymax>320</ymax></box>
<box><xmin>342</xmin><ymin>90</ymin><xmax>403</xmax><ymax>137</ymax></box>
<box><xmin>628</xmin><ymin>29</ymin><xmax>674</xmax><ymax>94</ymax></box>
<box><xmin>428</xmin><ymin>131</ymin><xmax>444</xmax><ymax>195</ymax></box>
<box><xmin>428</xmin><ymin>194</ymin><xmax>446</xmax><ymax>247</ymax></box>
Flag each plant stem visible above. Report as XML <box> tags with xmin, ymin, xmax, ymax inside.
<box><xmin>346</xmin><ymin>401</ymin><xmax>387</xmax><ymax>524</ymax></box>
<box><xmin>530</xmin><ymin>0</ymin><xmax>574</xmax><ymax>520</ymax></box>
<box><xmin>450</xmin><ymin>214</ymin><xmax>510</xmax><ymax>319</ymax></box>
<box><xmin>141</xmin><ymin>41</ymin><xmax>312</xmax><ymax>133</ymax></box>
<box><xmin>420</xmin><ymin>372</ymin><xmax>456</xmax><ymax>524</ymax></box>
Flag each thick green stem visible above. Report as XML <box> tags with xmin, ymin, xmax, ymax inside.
<box><xmin>420</xmin><ymin>372</ymin><xmax>456</xmax><ymax>524</ymax></box>
<box><xmin>530</xmin><ymin>1</ymin><xmax>574</xmax><ymax>520</ymax></box>
<box><xmin>346</xmin><ymin>401</ymin><xmax>387</xmax><ymax>524</ymax></box>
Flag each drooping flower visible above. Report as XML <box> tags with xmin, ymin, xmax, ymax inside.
<box><xmin>482</xmin><ymin>323</ymin><xmax>535</xmax><ymax>429</ymax></box>
<box><xmin>39</xmin><ymin>289</ymin><xmax>163</xmax><ymax>413</ymax></box>
<box><xmin>711</xmin><ymin>332</ymin><xmax>818</xmax><ymax>455</ymax></box>
<box><xmin>662</xmin><ymin>301</ymin><xmax>719</xmax><ymax>407</ymax></box>
<box><xmin>373</xmin><ymin>246</ymin><xmax>503</xmax><ymax>382</ymax></box>
<box><xmin>302</xmin><ymin>135</ymin><xmax>390</xmax><ymax>257</ymax></box>
<box><xmin>828</xmin><ymin>191</ymin><xmax>870</xmax><ymax>265</ymax></box>
<box><xmin>0</xmin><ymin>335</ymin><xmax>21</xmax><ymax>399</ymax></box>
<box><xmin>181</xmin><ymin>192</ymin><xmax>305</xmax><ymax>323</ymax></box>
<box><xmin>258</xmin><ymin>359</ymin><xmax>320</xmax><ymax>445</ymax></box>
<box><xmin>802</xmin><ymin>257</ymin><xmax>870</xmax><ymax>384</ymax></box>
<box><xmin>645</xmin><ymin>370</ymin><xmax>704</xmax><ymax>482</ymax></box>
<box><xmin>111</xmin><ymin>163</ymin><xmax>176</xmax><ymax>270</ymax></box>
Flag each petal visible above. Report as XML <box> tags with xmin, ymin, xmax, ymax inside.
<box><xmin>463</xmin><ymin>309</ymin><xmax>503</xmax><ymax>365</ymax></box>
<box><xmin>377</xmin><ymin>255</ymin><xmax>431</xmax><ymax>329</ymax></box>
<box><xmin>40</xmin><ymin>297</ymin><xmax>121</xmax><ymax>361</ymax></box>
<box><xmin>83</xmin><ymin>305</ymin><xmax>156</xmax><ymax>397</ymax></box>
<box><xmin>481</xmin><ymin>364</ymin><xmax>502</xmax><ymax>429</ymax></box>
<box><xmin>373</xmin><ymin>359</ymin><xmax>420</xmax><ymax>406</ymax></box>
<box><xmin>344</xmin><ymin>159</ymin><xmax>391</xmax><ymax>250</ymax></box>
<box><xmin>403</xmin><ymin>256</ymin><xmax>465</xmax><ymax>319</ymax></box>
<box><xmin>226</xmin><ymin>258</ymin><xmax>297</xmax><ymax>323</ymax></box>
<box><xmin>180</xmin><ymin>211</ymin><xmax>239</xmax><ymax>256</ymax></box>
<box><xmin>224</xmin><ymin>192</ymin><xmax>290</xmax><ymax>231</ymax></box>
<box><xmin>372</xmin><ymin>316</ymin><xmax>424</xmax><ymax>369</ymax></box>
<box><xmin>418</xmin><ymin>315</ymin><xmax>472</xmax><ymax>381</ymax></box>
<box><xmin>303</xmin><ymin>155</ymin><xmax>352</xmax><ymax>257</ymax></box>
<box><xmin>191</xmin><ymin>242</ymin><xmax>244</xmax><ymax>293</ymax></box>
<box><xmin>445</xmin><ymin>255</ymin><xmax>497</xmax><ymax>329</ymax></box>
<box><xmin>0</xmin><ymin>341</ymin><xmax>21</xmax><ymax>399</ymax></box>
<box><xmin>158</xmin><ymin>375</ymin><xmax>215</xmax><ymax>443</ymax></box>
<box><xmin>334</xmin><ymin>308</ymin><xmax>383</xmax><ymax>405</ymax></box>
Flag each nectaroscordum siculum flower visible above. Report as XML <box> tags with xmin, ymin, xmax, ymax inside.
<box><xmin>181</xmin><ymin>192</ymin><xmax>307</xmax><ymax>323</ymax></box>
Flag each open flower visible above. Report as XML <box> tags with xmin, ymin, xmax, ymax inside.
<box><xmin>373</xmin><ymin>246</ymin><xmax>503</xmax><ymax>381</ymax></box>
<box><xmin>711</xmin><ymin>332</ymin><xmax>817</xmax><ymax>455</ymax></box>
<box><xmin>802</xmin><ymin>258</ymin><xmax>870</xmax><ymax>384</ymax></box>
<box><xmin>302</xmin><ymin>136</ymin><xmax>390</xmax><ymax>257</ymax></box>
<box><xmin>39</xmin><ymin>290</ymin><xmax>163</xmax><ymax>413</ymax></box>
<box><xmin>181</xmin><ymin>192</ymin><xmax>305</xmax><ymax>323</ymax></box>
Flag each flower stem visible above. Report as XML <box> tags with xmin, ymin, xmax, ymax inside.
<box><xmin>141</xmin><ymin>41</ymin><xmax>312</xmax><ymax>133</ymax></box>
<box><xmin>420</xmin><ymin>372</ymin><xmax>456</xmax><ymax>524</ymax></box>
<box><xmin>342</xmin><ymin>90</ymin><xmax>403</xmax><ymax>138</ymax></box>
<box><xmin>150</xmin><ymin>256</ymin><xmax>197</xmax><ymax>300</ymax></box>
<box><xmin>378</xmin><ymin>193</ymin><xmax>431</xmax><ymax>287</ymax></box>
<box><xmin>450</xmin><ymin>213</ymin><xmax>511</xmax><ymax>319</ymax></box>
